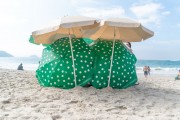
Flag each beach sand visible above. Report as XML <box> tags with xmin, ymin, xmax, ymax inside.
<box><xmin>0</xmin><ymin>68</ymin><xmax>180</xmax><ymax>120</ymax></box>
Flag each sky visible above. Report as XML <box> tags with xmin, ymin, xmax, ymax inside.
<box><xmin>0</xmin><ymin>0</ymin><xmax>180</xmax><ymax>60</ymax></box>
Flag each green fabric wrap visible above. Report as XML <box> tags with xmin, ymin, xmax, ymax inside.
<box><xmin>36</xmin><ymin>37</ymin><xmax>137</xmax><ymax>89</ymax></box>
<box><xmin>36</xmin><ymin>37</ymin><xmax>94</xmax><ymax>89</ymax></box>
<box><xmin>91</xmin><ymin>39</ymin><xmax>137</xmax><ymax>89</ymax></box>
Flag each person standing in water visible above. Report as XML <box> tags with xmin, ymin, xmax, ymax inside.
<box><xmin>147</xmin><ymin>66</ymin><xmax>151</xmax><ymax>75</ymax></box>
<box><xmin>143</xmin><ymin>66</ymin><xmax>148</xmax><ymax>78</ymax></box>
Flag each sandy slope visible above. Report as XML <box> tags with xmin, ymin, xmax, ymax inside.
<box><xmin>0</xmin><ymin>69</ymin><xmax>180</xmax><ymax>120</ymax></box>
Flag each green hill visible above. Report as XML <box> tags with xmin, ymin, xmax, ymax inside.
<box><xmin>0</xmin><ymin>51</ymin><xmax>13</xmax><ymax>57</ymax></box>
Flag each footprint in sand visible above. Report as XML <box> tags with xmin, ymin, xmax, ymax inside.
<box><xmin>2</xmin><ymin>100</ymin><xmax>11</xmax><ymax>104</ymax></box>
<box><xmin>66</xmin><ymin>101</ymin><xmax>78</xmax><ymax>104</ymax></box>
<box><xmin>106</xmin><ymin>106</ymin><xmax>127</xmax><ymax>112</ymax></box>
<box><xmin>51</xmin><ymin>115</ymin><xmax>62</xmax><ymax>120</ymax></box>
<box><xmin>100</xmin><ymin>99</ymin><xmax>108</xmax><ymax>102</ymax></box>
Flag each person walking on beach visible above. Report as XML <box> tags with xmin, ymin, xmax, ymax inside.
<box><xmin>147</xmin><ymin>66</ymin><xmax>151</xmax><ymax>75</ymax></box>
<box><xmin>17</xmin><ymin>63</ymin><xmax>24</xmax><ymax>70</ymax></box>
<box><xmin>143</xmin><ymin>66</ymin><xmax>148</xmax><ymax>78</ymax></box>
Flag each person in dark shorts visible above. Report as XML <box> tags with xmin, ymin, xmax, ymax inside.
<box><xmin>143</xmin><ymin>66</ymin><xmax>148</xmax><ymax>78</ymax></box>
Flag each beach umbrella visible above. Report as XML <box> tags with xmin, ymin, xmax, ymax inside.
<box><xmin>31</xmin><ymin>16</ymin><xmax>99</xmax><ymax>88</ymax></box>
<box><xmin>89</xmin><ymin>18</ymin><xmax>154</xmax><ymax>89</ymax></box>
<box><xmin>36</xmin><ymin>37</ymin><xmax>94</xmax><ymax>89</ymax></box>
<box><xmin>31</xmin><ymin>16</ymin><xmax>99</xmax><ymax>45</ymax></box>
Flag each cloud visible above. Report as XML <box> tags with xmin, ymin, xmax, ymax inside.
<box><xmin>77</xmin><ymin>7</ymin><xmax>125</xmax><ymax>19</ymax></box>
<box><xmin>0</xmin><ymin>1</ymin><xmax>28</xmax><ymax>28</ymax></box>
<box><xmin>177</xmin><ymin>23</ymin><xmax>180</xmax><ymax>27</ymax></box>
<box><xmin>161</xmin><ymin>11</ymin><xmax>170</xmax><ymax>15</ymax></box>
<box><xmin>176</xmin><ymin>7</ymin><xmax>180</xmax><ymax>12</ymax></box>
<box><xmin>130</xmin><ymin>2</ymin><xmax>169</xmax><ymax>26</ymax></box>
<box><xmin>133</xmin><ymin>39</ymin><xmax>180</xmax><ymax>60</ymax></box>
<box><xmin>69</xmin><ymin>0</ymin><xmax>97</xmax><ymax>6</ymax></box>
<box><xmin>72</xmin><ymin>0</ymin><xmax>126</xmax><ymax>19</ymax></box>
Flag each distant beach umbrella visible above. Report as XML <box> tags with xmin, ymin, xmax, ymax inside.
<box><xmin>30</xmin><ymin>16</ymin><xmax>100</xmax><ymax>88</ymax></box>
<box><xmin>88</xmin><ymin>18</ymin><xmax>154</xmax><ymax>88</ymax></box>
<box><xmin>36</xmin><ymin>37</ymin><xmax>94</xmax><ymax>89</ymax></box>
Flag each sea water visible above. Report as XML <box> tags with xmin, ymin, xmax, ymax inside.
<box><xmin>0</xmin><ymin>57</ymin><xmax>179</xmax><ymax>75</ymax></box>
<box><xmin>136</xmin><ymin>60</ymin><xmax>180</xmax><ymax>75</ymax></box>
<box><xmin>0</xmin><ymin>57</ymin><xmax>40</xmax><ymax>71</ymax></box>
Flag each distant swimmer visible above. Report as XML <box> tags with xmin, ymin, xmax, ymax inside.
<box><xmin>17</xmin><ymin>63</ymin><xmax>24</xmax><ymax>70</ymax></box>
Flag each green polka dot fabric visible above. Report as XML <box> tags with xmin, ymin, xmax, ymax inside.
<box><xmin>36</xmin><ymin>37</ymin><xmax>94</xmax><ymax>89</ymax></box>
<box><xmin>91</xmin><ymin>39</ymin><xmax>137</xmax><ymax>89</ymax></box>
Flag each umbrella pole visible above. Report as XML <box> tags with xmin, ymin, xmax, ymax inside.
<box><xmin>68</xmin><ymin>33</ymin><xmax>77</xmax><ymax>87</ymax></box>
<box><xmin>108</xmin><ymin>27</ymin><xmax>116</xmax><ymax>87</ymax></box>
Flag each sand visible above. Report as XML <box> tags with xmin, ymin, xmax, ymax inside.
<box><xmin>0</xmin><ymin>68</ymin><xmax>180</xmax><ymax>120</ymax></box>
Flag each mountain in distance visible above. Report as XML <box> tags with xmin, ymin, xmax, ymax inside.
<box><xmin>0</xmin><ymin>50</ymin><xmax>13</xmax><ymax>57</ymax></box>
<box><xmin>28</xmin><ymin>55</ymin><xmax>41</xmax><ymax>62</ymax></box>
<box><xmin>28</xmin><ymin>55</ymin><xmax>40</xmax><ymax>59</ymax></box>
<box><xmin>29</xmin><ymin>55</ymin><xmax>40</xmax><ymax>58</ymax></box>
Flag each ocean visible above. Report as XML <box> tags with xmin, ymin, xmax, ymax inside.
<box><xmin>136</xmin><ymin>60</ymin><xmax>180</xmax><ymax>75</ymax></box>
<box><xmin>0</xmin><ymin>57</ymin><xmax>40</xmax><ymax>71</ymax></box>
<box><xmin>0</xmin><ymin>57</ymin><xmax>180</xmax><ymax>75</ymax></box>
